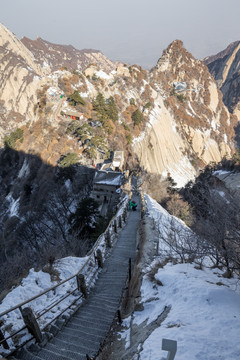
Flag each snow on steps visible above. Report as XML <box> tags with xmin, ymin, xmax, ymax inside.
<box><xmin>10</xmin><ymin>195</ymin><xmax>141</xmax><ymax>360</ymax></box>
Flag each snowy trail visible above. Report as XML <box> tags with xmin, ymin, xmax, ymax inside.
<box><xmin>103</xmin><ymin>195</ymin><xmax>240</xmax><ymax>360</ymax></box>
<box><xmin>13</xmin><ymin>195</ymin><xmax>141</xmax><ymax>360</ymax></box>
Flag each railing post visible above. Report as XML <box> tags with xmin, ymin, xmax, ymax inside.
<box><xmin>117</xmin><ymin>309</ymin><xmax>122</xmax><ymax>324</ymax></box>
<box><xmin>20</xmin><ymin>307</ymin><xmax>42</xmax><ymax>343</ymax></box>
<box><xmin>77</xmin><ymin>274</ymin><xmax>88</xmax><ymax>298</ymax></box>
<box><xmin>96</xmin><ymin>249</ymin><xmax>103</xmax><ymax>268</ymax></box>
<box><xmin>0</xmin><ymin>328</ymin><xmax>9</xmax><ymax>349</ymax></box>
<box><xmin>114</xmin><ymin>219</ymin><xmax>117</xmax><ymax>233</ymax></box>
<box><xmin>162</xmin><ymin>338</ymin><xmax>177</xmax><ymax>360</ymax></box>
<box><xmin>86</xmin><ymin>354</ymin><xmax>94</xmax><ymax>360</ymax></box>
<box><xmin>156</xmin><ymin>240</ymin><xmax>159</xmax><ymax>255</ymax></box>
<box><xmin>118</xmin><ymin>215</ymin><xmax>122</xmax><ymax>228</ymax></box>
<box><xmin>105</xmin><ymin>230</ymin><xmax>112</xmax><ymax>248</ymax></box>
<box><xmin>128</xmin><ymin>258</ymin><xmax>132</xmax><ymax>282</ymax></box>
<box><xmin>123</xmin><ymin>208</ymin><xmax>127</xmax><ymax>222</ymax></box>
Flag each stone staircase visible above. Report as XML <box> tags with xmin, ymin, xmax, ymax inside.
<box><xmin>10</xmin><ymin>195</ymin><xmax>140</xmax><ymax>360</ymax></box>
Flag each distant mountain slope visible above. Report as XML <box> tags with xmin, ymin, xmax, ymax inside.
<box><xmin>0</xmin><ymin>23</ymin><xmax>238</xmax><ymax>187</ymax></box>
<box><xmin>21</xmin><ymin>36</ymin><xmax>116</xmax><ymax>73</ymax></box>
<box><xmin>204</xmin><ymin>41</ymin><xmax>240</xmax><ymax>117</ymax></box>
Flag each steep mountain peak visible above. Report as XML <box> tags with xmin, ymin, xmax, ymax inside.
<box><xmin>205</xmin><ymin>40</ymin><xmax>240</xmax><ymax>116</ymax></box>
<box><xmin>166</xmin><ymin>39</ymin><xmax>184</xmax><ymax>51</ymax></box>
<box><xmin>155</xmin><ymin>39</ymin><xmax>200</xmax><ymax>74</ymax></box>
<box><xmin>204</xmin><ymin>41</ymin><xmax>240</xmax><ymax>65</ymax></box>
<box><xmin>0</xmin><ymin>23</ymin><xmax>42</xmax><ymax>76</ymax></box>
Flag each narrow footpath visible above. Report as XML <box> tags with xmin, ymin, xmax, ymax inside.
<box><xmin>15</xmin><ymin>195</ymin><xmax>141</xmax><ymax>360</ymax></box>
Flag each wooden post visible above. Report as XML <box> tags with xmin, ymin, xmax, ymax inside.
<box><xmin>156</xmin><ymin>240</ymin><xmax>159</xmax><ymax>255</ymax></box>
<box><xmin>114</xmin><ymin>219</ymin><xmax>117</xmax><ymax>233</ymax></box>
<box><xmin>123</xmin><ymin>208</ymin><xmax>127</xmax><ymax>222</ymax></box>
<box><xmin>96</xmin><ymin>249</ymin><xmax>103</xmax><ymax>268</ymax></box>
<box><xmin>86</xmin><ymin>354</ymin><xmax>93</xmax><ymax>360</ymax></box>
<box><xmin>118</xmin><ymin>215</ymin><xmax>122</xmax><ymax>228</ymax></box>
<box><xmin>117</xmin><ymin>309</ymin><xmax>122</xmax><ymax>324</ymax></box>
<box><xmin>21</xmin><ymin>307</ymin><xmax>42</xmax><ymax>343</ymax></box>
<box><xmin>105</xmin><ymin>230</ymin><xmax>112</xmax><ymax>248</ymax></box>
<box><xmin>128</xmin><ymin>258</ymin><xmax>132</xmax><ymax>282</ymax></box>
<box><xmin>77</xmin><ymin>274</ymin><xmax>88</xmax><ymax>298</ymax></box>
<box><xmin>0</xmin><ymin>329</ymin><xmax>9</xmax><ymax>349</ymax></box>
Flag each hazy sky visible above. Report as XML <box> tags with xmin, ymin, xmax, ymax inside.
<box><xmin>1</xmin><ymin>0</ymin><xmax>240</xmax><ymax>68</ymax></box>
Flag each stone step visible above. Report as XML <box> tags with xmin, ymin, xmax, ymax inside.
<box><xmin>66</xmin><ymin>318</ymin><xmax>110</xmax><ymax>333</ymax></box>
<box><xmin>92</xmin><ymin>294</ymin><xmax>121</xmax><ymax>302</ymax></box>
<box><xmin>33</xmin><ymin>346</ymin><xmax>86</xmax><ymax>360</ymax></box>
<box><xmin>74</xmin><ymin>311</ymin><xmax>115</xmax><ymax>323</ymax></box>
<box><xmin>71</xmin><ymin>314</ymin><xmax>112</xmax><ymax>325</ymax></box>
<box><xmin>51</xmin><ymin>333</ymin><xmax>103</xmax><ymax>350</ymax></box>
<box><xmin>81</xmin><ymin>303</ymin><xmax>116</xmax><ymax>316</ymax></box>
<box><xmin>13</xmin><ymin>349</ymin><xmax>43</xmax><ymax>360</ymax></box>
<box><xmin>47</xmin><ymin>342</ymin><xmax>87</xmax><ymax>357</ymax></box>
<box><xmin>56</xmin><ymin>324</ymin><xmax>105</xmax><ymax>341</ymax></box>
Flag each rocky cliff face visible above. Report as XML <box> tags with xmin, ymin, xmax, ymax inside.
<box><xmin>0</xmin><ymin>24</ymin><xmax>44</xmax><ymax>135</ymax></box>
<box><xmin>0</xmin><ymin>25</ymin><xmax>238</xmax><ymax>186</ymax></box>
<box><xmin>133</xmin><ymin>40</ymin><xmax>237</xmax><ymax>185</ymax></box>
<box><xmin>204</xmin><ymin>41</ymin><xmax>240</xmax><ymax>117</ymax></box>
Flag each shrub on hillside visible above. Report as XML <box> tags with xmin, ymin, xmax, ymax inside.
<box><xmin>68</xmin><ymin>91</ymin><xmax>85</xmax><ymax>106</ymax></box>
<box><xmin>141</xmin><ymin>171</ymin><xmax>170</xmax><ymax>204</ymax></box>
<box><xmin>126</xmin><ymin>134</ymin><xmax>132</xmax><ymax>144</ymax></box>
<box><xmin>166</xmin><ymin>193</ymin><xmax>194</xmax><ymax>226</ymax></box>
<box><xmin>59</xmin><ymin>153</ymin><xmax>79</xmax><ymax>167</ymax></box>
<box><xmin>4</xmin><ymin>129</ymin><xmax>24</xmax><ymax>149</ymax></box>
<box><xmin>129</xmin><ymin>98</ymin><xmax>135</xmax><ymax>105</ymax></box>
<box><xmin>131</xmin><ymin>109</ymin><xmax>145</xmax><ymax>126</ymax></box>
<box><xmin>58</xmin><ymin>77</ymin><xmax>73</xmax><ymax>96</ymax></box>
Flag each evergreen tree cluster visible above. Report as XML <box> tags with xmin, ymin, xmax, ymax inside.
<box><xmin>67</xmin><ymin>90</ymin><xmax>86</xmax><ymax>106</ymax></box>
<box><xmin>92</xmin><ymin>93</ymin><xmax>118</xmax><ymax>123</ymax></box>
<box><xmin>4</xmin><ymin>128</ymin><xmax>24</xmax><ymax>149</ymax></box>
<box><xmin>131</xmin><ymin>109</ymin><xmax>145</xmax><ymax>126</ymax></box>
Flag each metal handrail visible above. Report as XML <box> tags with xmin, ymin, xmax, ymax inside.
<box><xmin>0</xmin><ymin>195</ymin><xmax>129</xmax><ymax>356</ymax></box>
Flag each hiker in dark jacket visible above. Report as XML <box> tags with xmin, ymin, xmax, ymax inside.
<box><xmin>131</xmin><ymin>201</ymin><xmax>137</xmax><ymax>211</ymax></box>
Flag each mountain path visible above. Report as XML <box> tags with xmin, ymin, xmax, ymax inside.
<box><xmin>12</xmin><ymin>195</ymin><xmax>141</xmax><ymax>360</ymax></box>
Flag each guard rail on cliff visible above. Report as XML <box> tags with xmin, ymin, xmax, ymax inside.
<box><xmin>0</xmin><ymin>195</ymin><xmax>129</xmax><ymax>358</ymax></box>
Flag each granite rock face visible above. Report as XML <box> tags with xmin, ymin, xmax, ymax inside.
<box><xmin>205</xmin><ymin>41</ymin><xmax>240</xmax><ymax>117</ymax></box>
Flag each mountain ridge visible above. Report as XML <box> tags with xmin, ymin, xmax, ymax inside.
<box><xmin>0</xmin><ymin>23</ymin><xmax>238</xmax><ymax>186</ymax></box>
<box><xmin>21</xmin><ymin>35</ymin><xmax>116</xmax><ymax>73</ymax></box>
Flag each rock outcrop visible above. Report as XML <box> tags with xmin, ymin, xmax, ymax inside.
<box><xmin>204</xmin><ymin>41</ymin><xmax>240</xmax><ymax>117</ymax></box>
<box><xmin>0</xmin><ymin>24</ymin><xmax>44</xmax><ymax>133</ymax></box>
<box><xmin>132</xmin><ymin>40</ymin><xmax>237</xmax><ymax>185</ymax></box>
